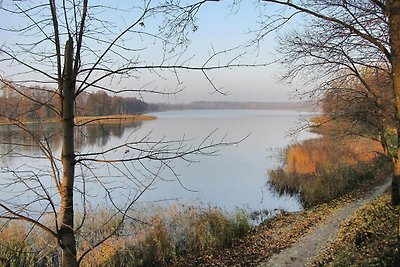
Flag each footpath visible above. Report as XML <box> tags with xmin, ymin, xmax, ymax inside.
<box><xmin>259</xmin><ymin>178</ymin><xmax>391</xmax><ymax>267</ymax></box>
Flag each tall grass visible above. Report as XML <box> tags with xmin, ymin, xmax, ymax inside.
<box><xmin>0</xmin><ymin>205</ymin><xmax>251</xmax><ymax>267</ymax></box>
<box><xmin>0</xmin><ymin>221</ymin><xmax>59</xmax><ymax>266</ymax></box>
<box><xmin>268</xmin><ymin>137</ymin><xmax>388</xmax><ymax>208</ymax></box>
<box><xmin>112</xmin><ymin>205</ymin><xmax>251</xmax><ymax>267</ymax></box>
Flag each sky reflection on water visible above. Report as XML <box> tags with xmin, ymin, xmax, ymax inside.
<box><xmin>0</xmin><ymin>109</ymin><xmax>317</xmax><ymax>214</ymax></box>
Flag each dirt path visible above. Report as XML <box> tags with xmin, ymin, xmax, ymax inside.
<box><xmin>258</xmin><ymin>178</ymin><xmax>392</xmax><ymax>267</ymax></box>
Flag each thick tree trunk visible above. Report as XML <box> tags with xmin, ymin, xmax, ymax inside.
<box><xmin>60</xmin><ymin>37</ymin><xmax>78</xmax><ymax>266</ymax></box>
<box><xmin>389</xmin><ymin>0</ymin><xmax>400</xmax><ymax>205</ymax></box>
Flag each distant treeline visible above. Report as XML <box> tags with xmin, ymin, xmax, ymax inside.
<box><xmin>154</xmin><ymin>101</ymin><xmax>316</xmax><ymax>111</ymax></box>
<box><xmin>0</xmin><ymin>82</ymin><xmax>155</xmax><ymax>121</ymax></box>
<box><xmin>78</xmin><ymin>91</ymin><xmax>155</xmax><ymax>116</ymax></box>
<box><xmin>0</xmin><ymin>81</ymin><xmax>314</xmax><ymax>122</ymax></box>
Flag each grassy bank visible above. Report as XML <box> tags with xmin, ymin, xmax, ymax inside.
<box><xmin>0</xmin><ymin>114</ymin><xmax>156</xmax><ymax>126</ymax></box>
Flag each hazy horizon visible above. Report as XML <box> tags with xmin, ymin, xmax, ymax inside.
<box><xmin>1</xmin><ymin>1</ymin><xmax>301</xmax><ymax>104</ymax></box>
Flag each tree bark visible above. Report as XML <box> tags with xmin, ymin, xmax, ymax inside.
<box><xmin>60</xmin><ymin>36</ymin><xmax>78</xmax><ymax>266</ymax></box>
<box><xmin>389</xmin><ymin>0</ymin><xmax>400</xmax><ymax>205</ymax></box>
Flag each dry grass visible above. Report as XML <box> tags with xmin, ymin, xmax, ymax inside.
<box><xmin>0</xmin><ymin>205</ymin><xmax>251</xmax><ymax>267</ymax></box>
<box><xmin>268</xmin><ymin>137</ymin><xmax>388</xmax><ymax>207</ymax></box>
<box><xmin>285</xmin><ymin>137</ymin><xmax>381</xmax><ymax>175</ymax></box>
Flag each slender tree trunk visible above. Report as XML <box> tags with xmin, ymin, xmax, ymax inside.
<box><xmin>60</xmin><ymin>36</ymin><xmax>78</xmax><ymax>266</ymax></box>
<box><xmin>389</xmin><ymin>0</ymin><xmax>400</xmax><ymax>205</ymax></box>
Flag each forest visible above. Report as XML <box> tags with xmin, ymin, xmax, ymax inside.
<box><xmin>0</xmin><ymin>81</ymin><xmax>152</xmax><ymax>122</ymax></box>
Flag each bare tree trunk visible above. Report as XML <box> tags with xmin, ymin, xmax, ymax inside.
<box><xmin>60</xmin><ymin>36</ymin><xmax>78</xmax><ymax>266</ymax></box>
<box><xmin>389</xmin><ymin>0</ymin><xmax>400</xmax><ymax>205</ymax></box>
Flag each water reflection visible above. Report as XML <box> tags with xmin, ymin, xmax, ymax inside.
<box><xmin>0</xmin><ymin>120</ymin><xmax>146</xmax><ymax>218</ymax></box>
<box><xmin>0</xmin><ymin>110</ymin><xmax>315</xmax><ymax>213</ymax></box>
<box><xmin>0</xmin><ymin>122</ymin><xmax>142</xmax><ymax>158</ymax></box>
<box><xmin>76</xmin><ymin>122</ymin><xmax>141</xmax><ymax>148</ymax></box>
<box><xmin>0</xmin><ymin>124</ymin><xmax>62</xmax><ymax>155</ymax></box>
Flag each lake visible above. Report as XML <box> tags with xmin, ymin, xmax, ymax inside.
<box><xmin>0</xmin><ymin>109</ymin><xmax>316</xmax><ymax>216</ymax></box>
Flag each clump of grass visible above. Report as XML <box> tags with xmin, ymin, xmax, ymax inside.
<box><xmin>313</xmin><ymin>191</ymin><xmax>399</xmax><ymax>266</ymax></box>
<box><xmin>268</xmin><ymin>137</ymin><xmax>389</xmax><ymax>208</ymax></box>
<box><xmin>126</xmin><ymin>205</ymin><xmax>251</xmax><ymax>266</ymax></box>
<box><xmin>0</xmin><ymin>222</ymin><xmax>36</xmax><ymax>266</ymax></box>
<box><xmin>134</xmin><ymin>215</ymin><xmax>177</xmax><ymax>266</ymax></box>
<box><xmin>0</xmin><ymin>221</ymin><xmax>59</xmax><ymax>267</ymax></box>
<box><xmin>182</xmin><ymin>207</ymin><xmax>250</xmax><ymax>252</ymax></box>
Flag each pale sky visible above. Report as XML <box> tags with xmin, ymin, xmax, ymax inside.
<box><xmin>0</xmin><ymin>0</ymin><xmax>299</xmax><ymax>104</ymax></box>
<box><xmin>139</xmin><ymin>1</ymin><xmax>296</xmax><ymax>103</ymax></box>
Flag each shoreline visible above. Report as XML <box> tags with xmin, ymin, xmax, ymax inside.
<box><xmin>0</xmin><ymin>114</ymin><xmax>157</xmax><ymax>126</ymax></box>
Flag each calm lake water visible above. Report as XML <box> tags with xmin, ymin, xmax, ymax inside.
<box><xmin>0</xmin><ymin>109</ymin><xmax>316</xmax><ymax>215</ymax></box>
